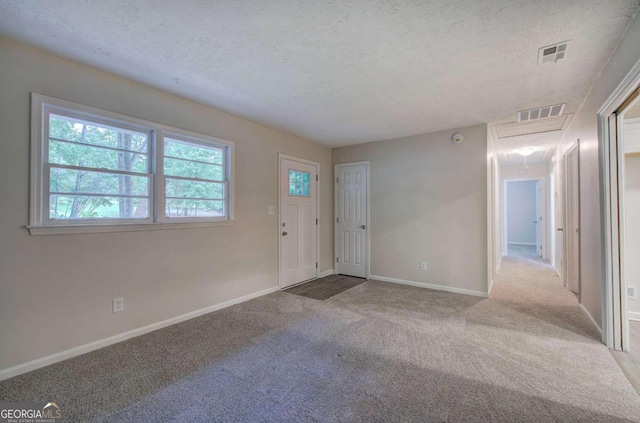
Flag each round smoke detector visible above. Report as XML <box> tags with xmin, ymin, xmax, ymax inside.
<box><xmin>451</xmin><ymin>133</ymin><xmax>464</xmax><ymax>144</ymax></box>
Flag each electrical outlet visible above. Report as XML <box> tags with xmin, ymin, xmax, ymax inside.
<box><xmin>267</xmin><ymin>206</ymin><xmax>275</xmax><ymax>215</ymax></box>
<box><xmin>420</xmin><ymin>262</ymin><xmax>427</xmax><ymax>271</ymax></box>
<box><xmin>628</xmin><ymin>285</ymin><xmax>637</xmax><ymax>300</ymax></box>
<box><xmin>112</xmin><ymin>297</ymin><xmax>124</xmax><ymax>313</ymax></box>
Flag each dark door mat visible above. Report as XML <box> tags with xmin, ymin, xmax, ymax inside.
<box><xmin>285</xmin><ymin>274</ymin><xmax>367</xmax><ymax>301</ymax></box>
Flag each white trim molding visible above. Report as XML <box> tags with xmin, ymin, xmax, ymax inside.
<box><xmin>0</xmin><ymin>286</ymin><xmax>279</xmax><ymax>381</ymax></box>
<box><xmin>580</xmin><ymin>303</ymin><xmax>603</xmax><ymax>336</ymax></box>
<box><xmin>27</xmin><ymin>220</ymin><xmax>235</xmax><ymax>236</ymax></box>
<box><xmin>370</xmin><ymin>275</ymin><xmax>488</xmax><ymax>298</ymax></box>
<box><xmin>629</xmin><ymin>311</ymin><xmax>640</xmax><ymax>322</ymax></box>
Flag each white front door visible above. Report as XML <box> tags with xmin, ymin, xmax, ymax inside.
<box><xmin>335</xmin><ymin>163</ymin><xmax>368</xmax><ymax>278</ymax></box>
<box><xmin>279</xmin><ymin>156</ymin><xmax>318</xmax><ymax>288</ymax></box>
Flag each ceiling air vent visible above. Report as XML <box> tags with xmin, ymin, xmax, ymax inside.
<box><xmin>494</xmin><ymin>115</ymin><xmax>571</xmax><ymax>138</ymax></box>
<box><xmin>538</xmin><ymin>41</ymin><xmax>569</xmax><ymax>64</ymax></box>
<box><xmin>517</xmin><ymin>104</ymin><xmax>565</xmax><ymax>122</ymax></box>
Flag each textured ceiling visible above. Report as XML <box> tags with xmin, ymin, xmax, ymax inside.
<box><xmin>0</xmin><ymin>0</ymin><xmax>638</xmax><ymax>146</ymax></box>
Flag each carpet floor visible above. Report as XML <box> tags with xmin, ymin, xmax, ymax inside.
<box><xmin>2</xmin><ymin>257</ymin><xmax>640</xmax><ymax>422</ymax></box>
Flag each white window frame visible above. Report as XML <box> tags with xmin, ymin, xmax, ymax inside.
<box><xmin>158</xmin><ymin>130</ymin><xmax>232</xmax><ymax>223</ymax></box>
<box><xmin>29</xmin><ymin>93</ymin><xmax>235</xmax><ymax>235</ymax></box>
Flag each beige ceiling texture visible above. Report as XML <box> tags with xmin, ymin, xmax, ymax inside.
<box><xmin>0</xmin><ymin>0</ymin><xmax>638</xmax><ymax>152</ymax></box>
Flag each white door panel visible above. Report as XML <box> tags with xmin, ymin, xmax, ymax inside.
<box><xmin>336</xmin><ymin>163</ymin><xmax>368</xmax><ymax>278</ymax></box>
<box><xmin>565</xmin><ymin>145</ymin><xmax>580</xmax><ymax>294</ymax></box>
<box><xmin>279</xmin><ymin>157</ymin><xmax>318</xmax><ymax>288</ymax></box>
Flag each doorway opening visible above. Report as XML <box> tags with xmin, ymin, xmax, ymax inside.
<box><xmin>504</xmin><ymin>178</ymin><xmax>548</xmax><ymax>262</ymax></box>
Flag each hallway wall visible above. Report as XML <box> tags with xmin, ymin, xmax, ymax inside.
<box><xmin>556</xmin><ymin>11</ymin><xmax>640</xmax><ymax>333</ymax></box>
<box><xmin>332</xmin><ymin>124</ymin><xmax>489</xmax><ymax>296</ymax></box>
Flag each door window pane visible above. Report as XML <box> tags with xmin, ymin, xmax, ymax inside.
<box><xmin>288</xmin><ymin>170</ymin><xmax>310</xmax><ymax>197</ymax></box>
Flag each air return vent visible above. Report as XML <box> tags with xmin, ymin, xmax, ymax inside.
<box><xmin>518</xmin><ymin>104</ymin><xmax>565</xmax><ymax>122</ymax></box>
<box><xmin>494</xmin><ymin>115</ymin><xmax>571</xmax><ymax>138</ymax></box>
<box><xmin>538</xmin><ymin>41</ymin><xmax>569</xmax><ymax>64</ymax></box>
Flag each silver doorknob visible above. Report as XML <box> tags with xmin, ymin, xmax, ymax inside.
<box><xmin>360</xmin><ymin>225</ymin><xmax>366</xmax><ymax>229</ymax></box>
<box><xmin>557</xmin><ymin>228</ymin><xmax>563</xmax><ymax>231</ymax></box>
<box><xmin>282</xmin><ymin>231</ymin><xmax>288</xmax><ymax>236</ymax></box>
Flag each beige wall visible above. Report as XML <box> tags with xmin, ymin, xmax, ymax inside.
<box><xmin>625</xmin><ymin>155</ymin><xmax>640</xmax><ymax>319</ymax></box>
<box><xmin>557</xmin><ymin>12</ymin><xmax>640</xmax><ymax>331</ymax></box>
<box><xmin>0</xmin><ymin>38</ymin><xmax>333</xmax><ymax>371</ymax></box>
<box><xmin>332</xmin><ymin>124</ymin><xmax>488</xmax><ymax>295</ymax></box>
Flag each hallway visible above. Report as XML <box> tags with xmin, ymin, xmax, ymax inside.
<box><xmin>493</xmin><ymin>252</ymin><xmax>640</xmax><ymax>399</ymax></box>
<box><xmin>492</xmin><ymin>253</ymin><xmax>596</xmax><ymax>342</ymax></box>
<box><xmin>506</xmin><ymin>244</ymin><xmax>545</xmax><ymax>262</ymax></box>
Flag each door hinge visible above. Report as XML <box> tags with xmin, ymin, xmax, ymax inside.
<box><xmin>336</xmin><ymin>177</ymin><xmax>339</xmax><ymax>183</ymax></box>
<box><xmin>316</xmin><ymin>262</ymin><xmax>318</xmax><ymax>269</ymax></box>
<box><xmin>316</xmin><ymin>218</ymin><xmax>318</xmax><ymax>225</ymax></box>
<box><xmin>336</xmin><ymin>217</ymin><xmax>339</xmax><ymax>223</ymax></box>
<box><xmin>336</xmin><ymin>257</ymin><xmax>339</xmax><ymax>263</ymax></box>
<box><xmin>316</xmin><ymin>174</ymin><xmax>318</xmax><ymax>181</ymax></box>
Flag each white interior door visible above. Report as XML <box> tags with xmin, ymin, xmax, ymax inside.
<box><xmin>336</xmin><ymin>162</ymin><xmax>368</xmax><ymax>278</ymax></box>
<box><xmin>535</xmin><ymin>179</ymin><xmax>547</xmax><ymax>258</ymax></box>
<box><xmin>565</xmin><ymin>145</ymin><xmax>580</xmax><ymax>294</ymax></box>
<box><xmin>279</xmin><ymin>156</ymin><xmax>318</xmax><ymax>288</ymax></box>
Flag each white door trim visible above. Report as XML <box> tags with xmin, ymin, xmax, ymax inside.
<box><xmin>597</xmin><ymin>57</ymin><xmax>640</xmax><ymax>349</ymax></box>
<box><xmin>334</xmin><ymin>161</ymin><xmax>370</xmax><ymax>279</ymax></box>
<box><xmin>278</xmin><ymin>153</ymin><xmax>320</xmax><ymax>289</ymax></box>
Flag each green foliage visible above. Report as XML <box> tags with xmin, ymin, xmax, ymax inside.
<box><xmin>48</xmin><ymin>115</ymin><xmax>149</xmax><ymax>219</ymax></box>
<box><xmin>47</xmin><ymin>116</ymin><xmax>227</xmax><ymax>219</ymax></box>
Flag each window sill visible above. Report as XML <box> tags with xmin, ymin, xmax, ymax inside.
<box><xmin>27</xmin><ymin>220</ymin><xmax>235</xmax><ymax>236</ymax></box>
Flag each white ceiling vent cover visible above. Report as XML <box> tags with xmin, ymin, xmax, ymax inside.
<box><xmin>494</xmin><ymin>115</ymin><xmax>571</xmax><ymax>138</ymax></box>
<box><xmin>518</xmin><ymin>104</ymin><xmax>565</xmax><ymax>122</ymax></box>
<box><xmin>538</xmin><ymin>41</ymin><xmax>570</xmax><ymax>64</ymax></box>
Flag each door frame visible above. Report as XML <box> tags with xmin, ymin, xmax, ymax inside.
<box><xmin>597</xmin><ymin>57</ymin><xmax>640</xmax><ymax>349</ymax></box>
<box><xmin>334</xmin><ymin>161</ymin><xmax>371</xmax><ymax>279</ymax></box>
<box><xmin>502</xmin><ymin>177</ymin><xmax>547</xmax><ymax>259</ymax></box>
<box><xmin>278</xmin><ymin>153</ymin><xmax>320</xmax><ymax>289</ymax></box>
<box><xmin>563</xmin><ymin>141</ymin><xmax>580</xmax><ymax>297</ymax></box>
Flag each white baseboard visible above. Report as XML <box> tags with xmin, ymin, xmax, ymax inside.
<box><xmin>370</xmin><ymin>275</ymin><xmax>488</xmax><ymax>298</ymax></box>
<box><xmin>579</xmin><ymin>303</ymin><xmax>603</xmax><ymax>336</ymax></box>
<box><xmin>0</xmin><ymin>286</ymin><xmax>280</xmax><ymax>381</ymax></box>
<box><xmin>488</xmin><ymin>279</ymin><xmax>495</xmax><ymax>295</ymax></box>
<box><xmin>318</xmin><ymin>269</ymin><xmax>335</xmax><ymax>278</ymax></box>
<box><xmin>507</xmin><ymin>242</ymin><xmax>536</xmax><ymax>246</ymax></box>
<box><xmin>629</xmin><ymin>311</ymin><xmax>640</xmax><ymax>322</ymax></box>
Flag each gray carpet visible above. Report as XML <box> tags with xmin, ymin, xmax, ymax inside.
<box><xmin>2</xmin><ymin>257</ymin><xmax>640</xmax><ymax>422</ymax></box>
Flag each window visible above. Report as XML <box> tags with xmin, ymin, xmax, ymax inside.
<box><xmin>30</xmin><ymin>94</ymin><xmax>234</xmax><ymax>234</ymax></box>
<box><xmin>288</xmin><ymin>170</ymin><xmax>311</xmax><ymax>197</ymax></box>
<box><xmin>162</xmin><ymin>135</ymin><xmax>228</xmax><ymax>220</ymax></box>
